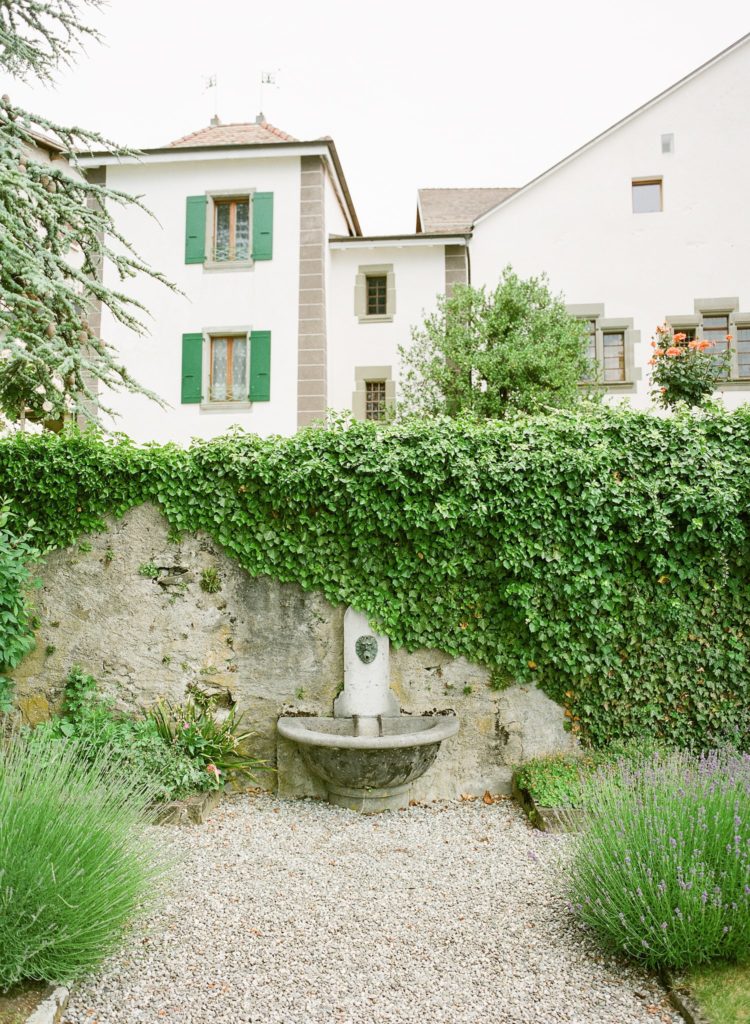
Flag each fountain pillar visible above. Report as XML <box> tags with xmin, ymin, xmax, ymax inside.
<box><xmin>333</xmin><ymin>607</ymin><xmax>399</xmax><ymax>720</ymax></box>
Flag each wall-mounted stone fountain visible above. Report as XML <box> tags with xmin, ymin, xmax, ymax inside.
<box><xmin>277</xmin><ymin>608</ymin><xmax>459</xmax><ymax>811</ymax></box>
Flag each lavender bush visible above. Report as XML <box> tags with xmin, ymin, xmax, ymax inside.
<box><xmin>570</xmin><ymin>750</ymin><xmax>750</xmax><ymax>970</ymax></box>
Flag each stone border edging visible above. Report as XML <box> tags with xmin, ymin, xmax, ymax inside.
<box><xmin>511</xmin><ymin>777</ymin><xmax>584</xmax><ymax>832</ymax></box>
<box><xmin>24</xmin><ymin>985</ymin><xmax>69</xmax><ymax>1024</ymax></box>
<box><xmin>660</xmin><ymin>971</ymin><xmax>711</xmax><ymax>1024</ymax></box>
<box><xmin>150</xmin><ymin>788</ymin><xmax>222</xmax><ymax>825</ymax></box>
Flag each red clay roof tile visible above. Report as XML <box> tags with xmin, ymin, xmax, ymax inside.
<box><xmin>167</xmin><ymin>120</ymin><xmax>297</xmax><ymax>148</ymax></box>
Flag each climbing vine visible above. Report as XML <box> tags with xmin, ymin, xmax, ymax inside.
<box><xmin>1</xmin><ymin>405</ymin><xmax>750</xmax><ymax>749</ymax></box>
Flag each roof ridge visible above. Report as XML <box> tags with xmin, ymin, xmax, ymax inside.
<box><xmin>256</xmin><ymin>120</ymin><xmax>296</xmax><ymax>141</ymax></box>
<box><xmin>419</xmin><ymin>186</ymin><xmax>516</xmax><ymax>191</ymax></box>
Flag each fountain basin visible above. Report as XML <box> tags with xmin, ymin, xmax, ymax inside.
<box><xmin>277</xmin><ymin>714</ymin><xmax>459</xmax><ymax>812</ymax></box>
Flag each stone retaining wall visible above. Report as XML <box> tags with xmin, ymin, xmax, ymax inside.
<box><xmin>12</xmin><ymin>504</ymin><xmax>576</xmax><ymax>799</ymax></box>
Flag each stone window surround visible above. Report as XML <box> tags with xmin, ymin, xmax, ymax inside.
<box><xmin>352</xmin><ymin>365</ymin><xmax>396</xmax><ymax>421</ymax></box>
<box><xmin>354</xmin><ymin>264</ymin><xmax>396</xmax><ymax>323</ymax></box>
<box><xmin>203</xmin><ymin>188</ymin><xmax>256</xmax><ymax>272</ymax></box>
<box><xmin>200</xmin><ymin>325</ymin><xmax>252</xmax><ymax>411</ymax></box>
<box><xmin>667</xmin><ymin>297</ymin><xmax>750</xmax><ymax>386</ymax></box>
<box><xmin>567</xmin><ymin>303</ymin><xmax>641</xmax><ymax>391</ymax></box>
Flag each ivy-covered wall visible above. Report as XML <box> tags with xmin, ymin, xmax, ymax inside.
<box><xmin>2</xmin><ymin>406</ymin><xmax>749</xmax><ymax>749</ymax></box>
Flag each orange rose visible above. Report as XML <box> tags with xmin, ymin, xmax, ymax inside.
<box><xmin>726</xmin><ymin>334</ymin><xmax>733</xmax><ymax>342</ymax></box>
<box><xmin>697</xmin><ymin>340</ymin><xmax>712</xmax><ymax>351</ymax></box>
<box><xmin>673</xmin><ymin>332</ymin><xmax>687</xmax><ymax>342</ymax></box>
<box><xmin>648</xmin><ymin>359</ymin><xmax>656</xmax><ymax>366</ymax></box>
<box><xmin>688</xmin><ymin>340</ymin><xmax>700</xmax><ymax>349</ymax></box>
<box><xmin>660</xmin><ymin>386</ymin><xmax>667</xmax><ymax>393</ymax></box>
<box><xmin>653</xmin><ymin>349</ymin><xmax>665</xmax><ymax>358</ymax></box>
<box><xmin>665</xmin><ymin>346</ymin><xmax>682</xmax><ymax>356</ymax></box>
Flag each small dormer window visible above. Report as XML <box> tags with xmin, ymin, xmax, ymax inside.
<box><xmin>632</xmin><ymin>178</ymin><xmax>662</xmax><ymax>214</ymax></box>
<box><xmin>214</xmin><ymin>198</ymin><xmax>250</xmax><ymax>261</ymax></box>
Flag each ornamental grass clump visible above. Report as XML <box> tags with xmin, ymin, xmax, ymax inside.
<box><xmin>0</xmin><ymin>729</ymin><xmax>166</xmax><ymax>991</ymax></box>
<box><xmin>570</xmin><ymin>750</ymin><xmax>750</xmax><ymax>971</ymax></box>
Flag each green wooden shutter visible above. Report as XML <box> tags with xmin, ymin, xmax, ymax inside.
<box><xmin>252</xmin><ymin>192</ymin><xmax>273</xmax><ymax>261</ymax></box>
<box><xmin>185</xmin><ymin>196</ymin><xmax>207</xmax><ymax>264</ymax></box>
<box><xmin>181</xmin><ymin>333</ymin><xmax>203</xmax><ymax>403</ymax></box>
<box><xmin>249</xmin><ymin>331</ymin><xmax>271</xmax><ymax>401</ymax></box>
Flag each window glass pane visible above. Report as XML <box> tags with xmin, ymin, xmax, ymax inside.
<box><xmin>672</xmin><ymin>327</ymin><xmax>696</xmax><ymax>341</ymax></box>
<box><xmin>701</xmin><ymin>314</ymin><xmax>729</xmax><ymax>378</ymax></box>
<box><xmin>215</xmin><ymin>204</ymin><xmax>230</xmax><ymax>261</ymax></box>
<box><xmin>366</xmin><ymin>276</ymin><xmax>387</xmax><ymax>316</ymax></box>
<box><xmin>579</xmin><ymin>319</ymin><xmax>598</xmax><ymax>382</ymax></box>
<box><xmin>737</xmin><ymin>327</ymin><xmax>750</xmax><ymax>379</ymax></box>
<box><xmin>235</xmin><ymin>201</ymin><xmax>250</xmax><ymax>260</ymax></box>
<box><xmin>584</xmin><ymin>319</ymin><xmax>596</xmax><ymax>362</ymax></box>
<box><xmin>603</xmin><ymin>332</ymin><xmax>625</xmax><ymax>382</ymax></box>
<box><xmin>231</xmin><ymin>339</ymin><xmax>247</xmax><ymax>400</ymax></box>
<box><xmin>365</xmin><ymin>380</ymin><xmax>386</xmax><ymax>420</ymax></box>
<box><xmin>211</xmin><ymin>338</ymin><xmax>228</xmax><ymax>400</ymax></box>
<box><xmin>632</xmin><ymin>181</ymin><xmax>662</xmax><ymax>214</ymax></box>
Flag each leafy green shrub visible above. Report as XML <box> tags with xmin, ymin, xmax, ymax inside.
<box><xmin>38</xmin><ymin>667</ymin><xmax>211</xmax><ymax>801</ymax></box>
<box><xmin>570</xmin><ymin>750</ymin><xmax>750</xmax><ymax>970</ymax></box>
<box><xmin>516</xmin><ymin>742</ymin><xmax>666</xmax><ymax>807</ymax></box>
<box><xmin>147</xmin><ymin>689</ymin><xmax>266</xmax><ymax>783</ymax></box>
<box><xmin>515</xmin><ymin>753</ymin><xmax>599</xmax><ymax>808</ymax></box>
<box><xmin>399</xmin><ymin>269</ymin><xmax>592</xmax><ymax>417</ymax></box>
<box><xmin>0</xmin><ymin>728</ymin><xmax>165</xmax><ymax>991</ymax></box>
<box><xmin>2</xmin><ymin>409</ymin><xmax>750</xmax><ymax>749</ymax></box>
<box><xmin>137</xmin><ymin>561</ymin><xmax>158</xmax><ymax>578</ymax></box>
<box><xmin>0</xmin><ymin>501</ymin><xmax>39</xmax><ymax>711</ymax></box>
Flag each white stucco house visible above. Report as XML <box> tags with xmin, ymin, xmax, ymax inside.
<box><xmin>78</xmin><ymin>31</ymin><xmax>750</xmax><ymax>442</ymax></box>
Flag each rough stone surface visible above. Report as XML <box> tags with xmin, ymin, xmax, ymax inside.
<box><xmin>62</xmin><ymin>793</ymin><xmax>681</xmax><ymax>1024</ymax></box>
<box><xmin>12</xmin><ymin>503</ymin><xmax>577</xmax><ymax>799</ymax></box>
<box><xmin>26</xmin><ymin>986</ymin><xmax>69</xmax><ymax>1024</ymax></box>
<box><xmin>16</xmin><ymin>692</ymin><xmax>51</xmax><ymax>726</ymax></box>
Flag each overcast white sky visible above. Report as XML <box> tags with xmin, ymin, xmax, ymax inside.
<box><xmin>3</xmin><ymin>0</ymin><xmax>749</xmax><ymax>233</ymax></box>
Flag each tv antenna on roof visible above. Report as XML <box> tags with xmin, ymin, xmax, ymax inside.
<box><xmin>204</xmin><ymin>73</ymin><xmax>218</xmax><ymax>121</ymax></box>
<box><xmin>259</xmin><ymin>70</ymin><xmax>280</xmax><ymax>119</ymax></box>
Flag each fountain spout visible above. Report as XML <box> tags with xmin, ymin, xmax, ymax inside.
<box><xmin>353</xmin><ymin>715</ymin><xmax>381</xmax><ymax>738</ymax></box>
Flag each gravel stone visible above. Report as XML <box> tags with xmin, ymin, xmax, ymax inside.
<box><xmin>63</xmin><ymin>794</ymin><xmax>681</xmax><ymax>1024</ymax></box>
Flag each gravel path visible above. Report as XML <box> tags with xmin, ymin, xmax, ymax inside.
<box><xmin>63</xmin><ymin>794</ymin><xmax>680</xmax><ymax>1024</ymax></box>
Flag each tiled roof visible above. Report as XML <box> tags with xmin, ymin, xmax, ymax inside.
<box><xmin>417</xmin><ymin>187</ymin><xmax>517</xmax><ymax>233</ymax></box>
<box><xmin>167</xmin><ymin>120</ymin><xmax>297</xmax><ymax>148</ymax></box>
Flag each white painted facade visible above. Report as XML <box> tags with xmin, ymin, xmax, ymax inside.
<box><xmin>327</xmin><ymin>239</ymin><xmax>450</xmax><ymax>413</ymax></box>
<box><xmin>78</xmin><ymin>33</ymin><xmax>750</xmax><ymax>441</ymax></box>
<box><xmin>83</xmin><ymin>142</ymin><xmax>358</xmax><ymax>443</ymax></box>
<box><xmin>99</xmin><ymin>153</ymin><xmax>302</xmax><ymax>441</ymax></box>
<box><xmin>469</xmin><ymin>33</ymin><xmax>750</xmax><ymax>410</ymax></box>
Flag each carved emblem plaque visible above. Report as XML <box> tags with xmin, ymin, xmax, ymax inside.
<box><xmin>355</xmin><ymin>635</ymin><xmax>378</xmax><ymax>664</ymax></box>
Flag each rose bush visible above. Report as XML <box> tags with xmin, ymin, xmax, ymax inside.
<box><xmin>650</xmin><ymin>324</ymin><xmax>730</xmax><ymax>409</ymax></box>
